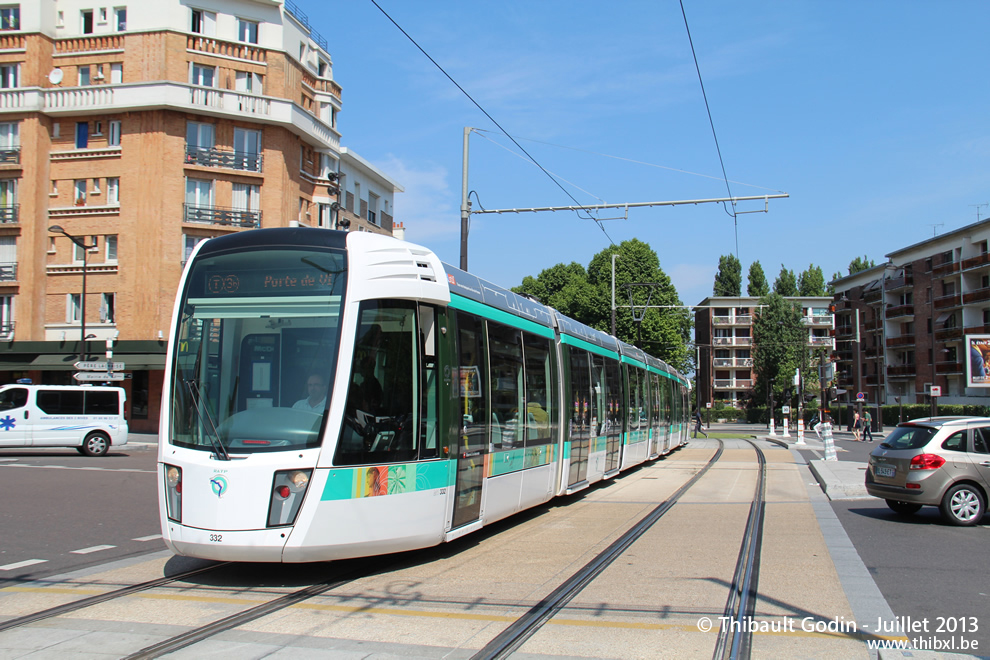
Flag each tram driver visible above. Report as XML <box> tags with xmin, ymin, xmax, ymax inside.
<box><xmin>293</xmin><ymin>373</ymin><xmax>328</xmax><ymax>413</ymax></box>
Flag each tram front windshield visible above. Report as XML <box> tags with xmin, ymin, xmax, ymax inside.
<box><xmin>171</xmin><ymin>247</ymin><xmax>346</xmax><ymax>453</ymax></box>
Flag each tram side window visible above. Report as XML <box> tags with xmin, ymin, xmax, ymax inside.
<box><xmin>457</xmin><ymin>312</ymin><xmax>488</xmax><ymax>454</ymax></box>
<box><xmin>591</xmin><ymin>353</ymin><xmax>607</xmax><ymax>436</ymax></box>
<box><xmin>569</xmin><ymin>349</ymin><xmax>591</xmax><ymax>433</ymax></box>
<box><xmin>488</xmin><ymin>322</ymin><xmax>523</xmax><ymax>450</ymax></box>
<box><xmin>604</xmin><ymin>359</ymin><xmax>622</xmax><ymax>436</ymax></box>
<box><xmin>335</xmin><ymin>300</ymin><xmax>421</xmax><ymax>465</ymax></box>
<box><xmin>626</xmin><ymin>367</ymin><xmax>641</xmax><ymax>437</ymax></box>
<box><xmin>650</xmin><ymin>374</ymin><xmax>661</xmax><ymax>433</ymax></box>
<box><xmin>523</xmin><ymin>332</ymin><xmax>554</xmax><ymax>448</ymax></box>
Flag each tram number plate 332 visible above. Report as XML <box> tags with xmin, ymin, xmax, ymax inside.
<box><xmin>209</xmin><ymin>534</ymin><xmax>223</xmax><ymax>542</ymax></box>
<box><xmin>876</xmin><ymin>465</ymin><xmax>895</xmax><ymax>478</ymax></box>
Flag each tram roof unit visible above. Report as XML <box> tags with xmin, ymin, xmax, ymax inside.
<box><xmin>194</xmin><ymin>226</ymin><xmax>348</xmax><ymax>258</ymax></box>
<box><xmin>442</xmin><ymin>263</ymin><xmax>555</xmax><ymax>329</ymax></box>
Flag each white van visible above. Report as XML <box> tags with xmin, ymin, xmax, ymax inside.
<box><xmin>0</xmin><ymin>384</ymin><xmax>128</xmax><ymax>456</ymax></box>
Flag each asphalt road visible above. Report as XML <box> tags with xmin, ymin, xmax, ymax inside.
<box><xmin>0</xmin><ymin>444</ymin><xmax>163</xmax><ymax>585</ymax></box>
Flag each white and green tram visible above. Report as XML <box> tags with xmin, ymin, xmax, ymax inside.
<box><xmin>159</xmin><ymin>228</ymin><xmax>690</xmax><ymax>562</ymax></box>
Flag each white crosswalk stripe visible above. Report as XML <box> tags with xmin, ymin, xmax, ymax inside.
<box><xmin>0</xmin><ymin>559</ymin><xmax>47</xmax><ymax>571</ymax></box>
<box><xmin>70</xmin><ymin>545</ymin><xmax>117</xmax><ymax>555</ymax></box>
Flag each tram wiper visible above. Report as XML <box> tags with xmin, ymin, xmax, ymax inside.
<box><xmin>183</xmin><ymin>379</ymin><xmax>231</xmax><ymax>461</ymax></box>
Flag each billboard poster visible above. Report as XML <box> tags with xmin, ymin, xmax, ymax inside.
<box><xmin>966</xmin><ymin>335</ymin><xmax>990</xmax><ymax>388</ymax></box>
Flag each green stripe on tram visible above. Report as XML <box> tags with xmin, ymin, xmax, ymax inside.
<box><xmin>449</xmin><ymin>294</ymin><xmax>555</xmax><ymax>339</ymax></box>
<box><xmin>558</xmin><ymin>334</ymin><xmax>620</xmax><ymax>360</ymax></box>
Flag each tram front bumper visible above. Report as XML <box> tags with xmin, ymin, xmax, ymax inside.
<box><xmin>164</xmin><ymin>523</ymin><xmax>290</xmax><ymax>562</ymax></box>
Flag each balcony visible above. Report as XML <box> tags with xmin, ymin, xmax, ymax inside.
<box><xmin>4</xmin><ymin>82</ymin><xmax>341</xmax><ymax>151</ymax></box>
<box><xmin>0</xmin><ymin>205</ymin><xmax>17</xmax><ymax>224</ymax></box>
<box><xmin>835</xmin><ymin>326</ymin><xmax>853</xmax><ymax>337</ymax></box>
<box><xmin>935</xmin><ymin>361</ymin><xmax>964</xmax><ymax>375</ymax></box>
<box><xmin>965</xmin><ymin>324</ymin><xmax>990</xmax><ymax>335</ymax></box>
<box><xmin>54</xmin><ymin>34</ymin><xmax>124</xmax><ymax>54</ymax></box>
<box><xmin>714</xmin><ymin>379</ymin><xmax>753</xmax><ymax>390</ymax></box>
<box><xmin>886</xmin><ymin>335</ymin><xmax>916</xmax><ymax>348</ymax></box>
<box><xmin>0</xmin><ymin>146</ymin><xmax>19</xmax><ymax>164</ymax></box>
<box><xmin>888</xmin><ymin>364</ymin><xmax>917</xmax><ymax>377</ymax></box>
<box><xmin>802</xmin><ymin>315</ymin><xmax>833</xmax><ymax>326</ymax></box>
<box><xmin>886</xmin><ymin>304</ymin><xmax>914</xmax><ymax>319</ymax></box>
<box><xmin>884</xmin><ymin>275</ymin><xmax>913</xmax><ymax>291</ymax></box>
<box><xmin>712</xmin><ymin>315</ymin><xmax>752</xmax><ymax>326</ymax></box>
<box><xmin>0</xmin><ymin>262</ymin><xmax>15</xmax><ymax>281</ymax></box>
<box><xmin>963</xmin><ymin>287</ymin><xmax>990</xmax><ymax>305</ymax></box>
<box><xmin>863</xmin><ymin>288</ymin><xmax>883</xmax><ymax>303</ymax></box>
<box><xmin>184</xmin><ymin>145</ymin><xmax>263</xmax><ymax>173</ymax></box>
<box><xmin>962</xmin><ymin>252</ymin><xmax>990</xmax><ymax>272</ymax></box>
<box><xmin>184</xmin><ymin>204</ymin><xmax>261</xmax><ymax>228</ymax></box>
<box><xmin>809</xmin><ymin>336</ymin><xmax>834</xmax><ymax>347</ymax></box>
<box><xmin>187</xmin><ymin>34</ymin><xmax>265</xmax><ymax>63</ymax></box>
<box><xmin>933</xmin><ymin>293</ymin><xmax>961</xmax><ymax>310</ymax></box>
<box><xmin>935</xmin><ymin>326</ymin><xmax>963</xmax><ymax>342</ymax></box>
<box><xmin>712</xmin><ymin>357</ymin><xmax>754</xmax><ymax>368</ymax></box>
<box><xmin>933</xmin><ymin>260</ymin><xmax>960</xmax><ymax>278</ymax></box>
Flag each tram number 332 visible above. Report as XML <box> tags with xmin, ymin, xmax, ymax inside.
<box><xmin>209</xmin><ymin>534</ymin><xmax>223</xmax><ymax>543</ymax></box>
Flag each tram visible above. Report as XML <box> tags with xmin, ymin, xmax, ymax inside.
<box><xmin>158</xmin><ymin>228</ymin><xmax>690</xmax><ymax>562</ymax></box>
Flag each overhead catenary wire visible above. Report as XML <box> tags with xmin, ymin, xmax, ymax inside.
<box><xmin>679</xmin><ymin>0</ymin><xmax>740</xmax><ymax>259</ymax></box>
<box><xmin>368</xmin><ymin>0</ymin><xmax>615</xmax><ymax>244</ymax></box>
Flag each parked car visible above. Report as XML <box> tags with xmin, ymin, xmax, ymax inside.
<box><xmin>865</xmin><ymin>416</ymin><xmax>990</xmax><ymax>526</ymax></box>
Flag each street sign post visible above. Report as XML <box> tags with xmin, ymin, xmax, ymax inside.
<box><xmin>73</xmin><ymin>372</ymin><xmax>126</xmax><ymax>382</ymax></box>
<box><xmin>74</xmin><ymin>361</ymin><xmax>125</xmax><ymax>371</ymax></box>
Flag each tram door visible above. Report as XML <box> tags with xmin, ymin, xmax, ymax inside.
<box><xmin>566</xmin><ymin>349</ymin><xmax>591</xmax><ymax>487</ymax></box>
<box><xmin>603</xmin><ymin>358</ymin><xmax>623</xmax><ymax>474</ymax></box>
<box><xmin>452</xmin><ymin>313</ymin><xmax>487</xmax><ymax>529</ymax></box>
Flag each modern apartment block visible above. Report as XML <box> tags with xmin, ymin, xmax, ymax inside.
<box><xmin>0</xmin><ymin>1</ymin><xmax>401</xmax><ymax>431</ymax></box>
<box><xmin>694</xmin><ymin>296</ymin><xmax>835</xmax><ymax>409</ymax></box>
<box><xmin>831</xmin><ymin>217</ymin><xmax>990</xmax><ymax>406</ymax></box>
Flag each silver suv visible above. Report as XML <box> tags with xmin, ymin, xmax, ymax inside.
<box><xmin>865</xmin><ymin>417</ymin><xmax>990</xmax><ymax>526</ymax></box>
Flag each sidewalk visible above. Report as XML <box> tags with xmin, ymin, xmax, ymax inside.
<box><xmin>761</xmin><ymin>428</ymin><xmax>883</xmax><ymax>501</ymax></box>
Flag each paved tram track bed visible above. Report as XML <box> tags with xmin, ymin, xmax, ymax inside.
<box><xmin>0</xmin><ymin>441</ymin><xmax>878</xmax><ymax>658</ymax></box>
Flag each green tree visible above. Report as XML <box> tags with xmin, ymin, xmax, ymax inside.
<box><xmin>848</xmin><ymin>255</ymin><xmax>875</xmax><ymax>275</ymax></box>
<box><xmin>747</xmin><ymin>261</ymin><xmax>769</xmax><ymax>297</ymax></box>
<box><xmin>752</xmin><ymin>292</ymin><xmax>807</xmax><ymax>411</ymax></box>
<box><xmin>773</xmin><ymin>265</ymin><xmax>798</xmax><ymax>296</ymax></box>
<box><xmin>514</xmin><ymin>240</ymin><xmax>691</xmax><ymax>373</ymax></box>
<box><xmin>798</xmin><ymin>264</ymin><xmax>826</xmax><ymax>296</ymax></box>
<box><xmin>713</xmin><ymin>254</ymin><xmax>742</xmax><ymax>296</ymax></box>
<box><xmin>513</xmin><ymin>262</ymin><xmax>596</xmax><ymax>321</ymax></box>
<box><xmin>587</xmin><ymin>240</ymin><xmax>692</xmax><ymax>373</ymax></box>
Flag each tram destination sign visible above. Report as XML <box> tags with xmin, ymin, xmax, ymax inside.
<box><xmin>73</xmin><ymin>372</ymin><xmax>126</xmax><ymax>382</ymax></box>
<box><xmin>74</xmin><ymin>361</ymin><xmax>126</xmax><ymax>371</ymax></box>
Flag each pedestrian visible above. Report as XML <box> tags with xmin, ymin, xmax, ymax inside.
<box><xmin>863</xmin><ymin>409</ymin><xmax>873</xmax><ymax>442</ymax></box>
<box><xmin>693</xmin><ymin>409</ymin><xmax>708</xmax><ymax>439</ymax></box>
<box><xmin>853</xmin><ymin>410</ymin><xmax>861</xmax><ymax>441</ymax></box>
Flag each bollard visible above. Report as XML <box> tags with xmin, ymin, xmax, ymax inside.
<box><xmin>783</xmin><ymin>419</ymin><xmax>790</xmax><ymax>437</ymax></box>
<box><xmin>796</xmin><ymin>418</ymin><xmax>805</xmax><ymax>445</ymax></box>
<box><xmin>822</xmin><ymin>423</ymin><xmax>836</xmax><ymax>461</ymax></box>
<box><xmin>769</xmin><ymin>418</ymin><xmax>776</xmax><ymax>436</ymax></box>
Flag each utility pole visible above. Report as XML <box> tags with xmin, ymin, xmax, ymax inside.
<box><xmin>459</xmin><ymin>127</ymin><xmax>473</xmax><ymax>270</ymax></box>
<box><xmin>610</xmin><ymin>253</ymin><xmax>620</xmax><ymax>336</ymax></box>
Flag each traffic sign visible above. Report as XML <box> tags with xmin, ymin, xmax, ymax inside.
<box><xmin>74</xmin><ymin>361</ymin><xmax>125</xmax><ymax>371</ymax></box>
<box><xmin>782</xmin><ymin>405</ymin><xmax>791</xmax><ymax>414</ymax></box>
<box><xmin>856</xmin><ymin>392</ymin><xmax>866</xmax><ymax>401</ymax></box>
<box><xmin>930</xmin><ymin>385</ymin><xmax>942</xmax><ymax>397</ymax></box>
<box><xmin>73</xmin><ymin>372</ymin><xmax>126</xmax><ymax>382</ymax></box>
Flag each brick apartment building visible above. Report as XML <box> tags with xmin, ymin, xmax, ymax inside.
<box><xmin>0</xmin><ymin>0</ymin><xmax>401</xmax><ymax>431</ymax></box>
<box><xmin>831</xmin><ymin>218</ymin><xmax>990</xmax><ymax>406</ymax></box>
<box><xmin>694</xmin><ymin>296</ymin><xmax>834</xmax><ymax>409</ymax></box>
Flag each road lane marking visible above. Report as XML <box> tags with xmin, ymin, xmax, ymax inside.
<box><xmin>70</xmin><ymin>545</ymin><xmax>117</xmax><ymax>555</ymax></box>
<box><xmin>133</xmin><ymin>535</ymin><xmax>163</xmax><ymax>542</ymax></box>
<box><xmin>0</xmin><ymin>559</ymin><xmax>47</xmax><ymax>571</ymax></box>
<box><xmin>0</xmin><ymin>464</ymin><xmax>154</xmax><ymax>473</ymax></box>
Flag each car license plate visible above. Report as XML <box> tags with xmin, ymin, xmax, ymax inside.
<box><xmin>876</xmin><ymin>464</ymin><xmax>895</xmax><ymax>478</ymax></box>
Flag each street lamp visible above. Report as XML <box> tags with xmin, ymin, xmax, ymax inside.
<box><xmin>49</xmin><ymin>225</ymin><xmax>98</xmax><ymax>362</ymax></box>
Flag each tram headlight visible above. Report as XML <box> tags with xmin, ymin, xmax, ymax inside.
<box><xmin>164</xmin><ymin>464</ymin><xmax>182</xmax><ymax>523</ymax></box>
<box><xmin>267</xmin><ymin>468</ymin><xmax>313</xmax><ymax>527</ymax></box>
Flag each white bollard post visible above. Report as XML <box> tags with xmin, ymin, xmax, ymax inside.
<box><xmin>796</xmin><ymin>418</ymin><xmax>805</xmax><ymax>445</ymax></box>
<box><xmin>783</xmin><ymin>419</ymin><xmax>790</xmax><ymax>437</ymax></box>
<box><xmin>769</xmin><ymin>418</ymin><xmax>776</xmax><ymax>436</ymax></box>
<box><xmin>822</xmin><ymin>423</ymin><xmax>836</xmax><ymax>461</ymax></box>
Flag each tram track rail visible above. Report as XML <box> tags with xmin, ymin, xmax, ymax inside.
<box><xmin>712</xmin><ymin>438</ymin><xmax>768</xmax><ymax>660</ymax></box>
<box><xmin>471</xmin><ymin>439</ymin><xmax>726</xmax><ymax>660</ymax></box>
<box><xmin>0</xmin><ymin>561</ymin><xmax>228</xmax><ymax>633</ymax></box>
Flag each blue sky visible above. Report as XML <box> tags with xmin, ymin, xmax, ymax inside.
<box><xmin>299</xmin><ymin>1</ymin><xmax>990</xmax><ymax>308</ymax></box>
